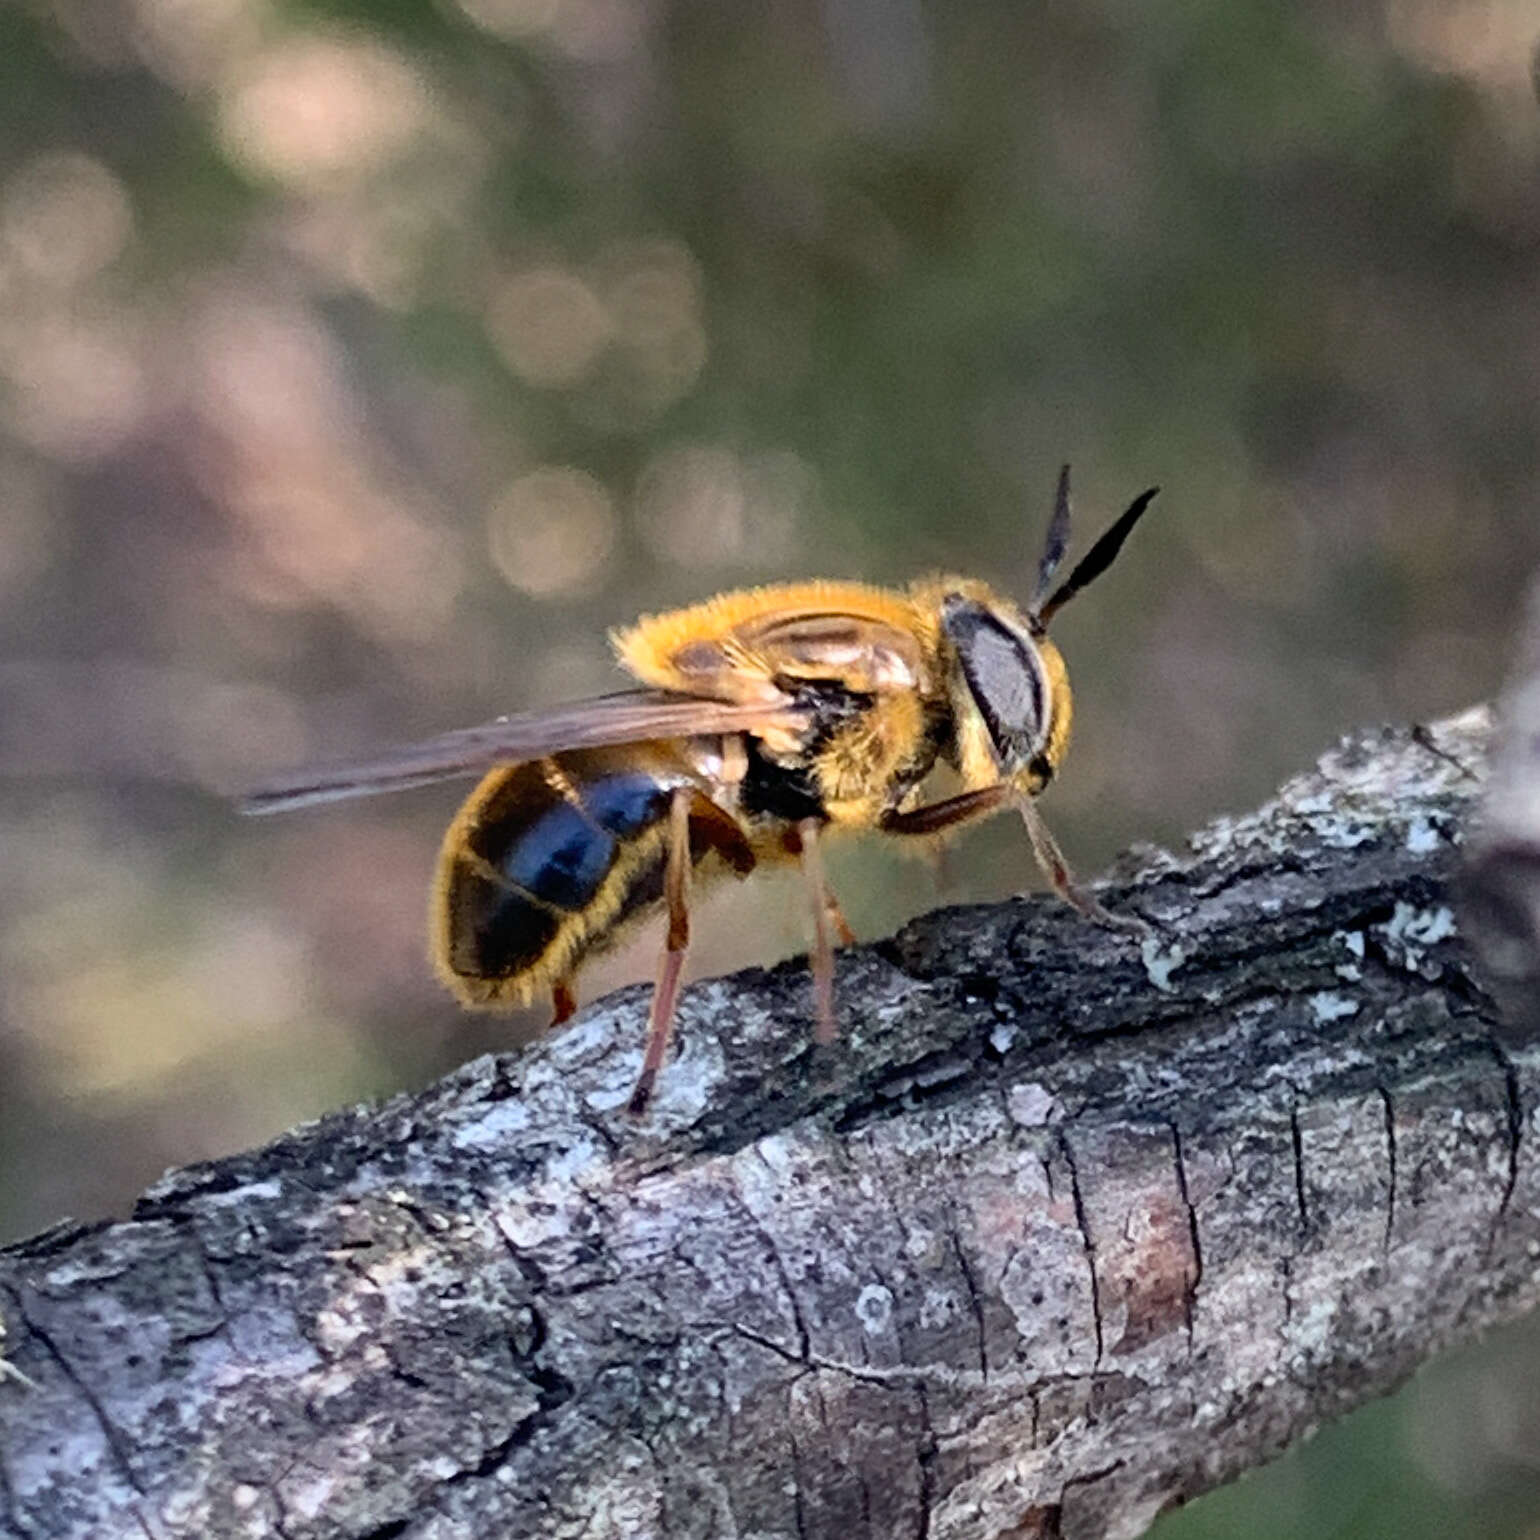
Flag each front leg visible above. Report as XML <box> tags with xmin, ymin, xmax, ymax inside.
<box><xmin>878</xmin><ymin>784</ymin><xmax>1014</xmax><ymax>838</ymax></box>
<box><xmin>881</xmin><ymin>785</ymin><xmax>1148</xmax><ymax>937</ymax></box>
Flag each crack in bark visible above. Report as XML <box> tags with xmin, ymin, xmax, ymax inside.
<box><xmin>477</xmin><ymin>1189</ymin><xmax>550</xmax><ymax>1293</ymax></box>
<box><xmin>1411</xmin><ymin>721</ymin><xmax>1479</xmax><ymax>781</ymax></box>
<box><xmin>729</xmin><ymin>1322</ymin><xmax>809</xmax><ymax>1369</ymax></box>
<box><xmin>0</xmin><ymin>1424</ymin><xmax>17</xmax><ymax>1531</ymax></box>
<box><xmin>733</xmin><ymin>1177</ymin><xmax>812</xmax><ymax>1363</ymax></box>
<box><xmin>1057</xmin><ymin>1132</ymin><xmax>1104</xmax><ymax>1368</ymax></box>
<box><xmin>262</xmin><ymin>1451</ymin><xmax>306</xmax><ymax>1540</ymax></box>
<box><xmin>356</xmin><ymin>1518</ymin><xmax>411</xmax><ymax>1540</ymax></box>
<box><xmin>724</xmin><ymin>1322</ymin><xmax>1026</xmax><ymax>1394</ymax></box>
<box><xmin>1168</xmin><ymin>1120</ymin><xmax>1203</xmax><ymax>1344</ymax></box>
<box><xmin>1378</xmin><ymin>1085</ymin><xmax>1397</xmax><ymax>1253</ymax></box>
<box><xmin>185</xmin><ymin>1231</ymin><xmax>229</xmax><ymax>1323</ymax></box>
<box><xmin>576</xmin><ymin>1105</ymin><xmax>622</xmax><ymax>1161</ymax></box>
<box><xmin>789</xmin><ymin>1405</ymin><xmax>809</xmax><ymax>1540</ymax></box>
<box><xmin>13</xmin><ymin>1302</ymin><xmax>156</xmax><ymax>1540</ymax></box>
<box><xmin>947</xmin><ymin>1220</ymin><xmax>989</xmax><ymax>1382</ymax></box>
<box><xmin>914</xmin><ymin>1382</ymin><xmax>936</xmax><ymax>1540</ymax></box>
<box><xmin>1288</xmin><ymin>1105</ymin><xmax>1309</xmax><ymax>1233</ymax></box>
<box><xmin>1486</xmin><ymin>1033</ymin><xmax>1523</xmax><ymax>1254</ymax></box>
<box><xmin>1057</xmin><ymin>1457</ymin><xmax>1129</xmax><ymax>1525</ymax></box>
<box><xmin>408</xmin><ymin>1362</ymin><xmax>572</xmax><ymax>1519</ymax></box>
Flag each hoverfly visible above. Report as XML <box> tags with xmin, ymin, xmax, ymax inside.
<box><xmin>243</xmin><ymin>467</ymin><xmax>1157</xmax><ymax>1113</ymax></box>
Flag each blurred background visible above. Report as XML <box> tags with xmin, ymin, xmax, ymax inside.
<box><xmin>0</xmin><ymin>0</ymin><xmax>1538</xmax><ymax>1532</ymax></box>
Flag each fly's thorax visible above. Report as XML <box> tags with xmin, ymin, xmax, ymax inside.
<box><xmin>610</xmin><ymin>579</ymin><xmax>937</xmax><ymax>704</ymax></box>
<box><xmin>931</xmin><ymin>583</ymin><xmax>1071</xmax><ymax>792</ymax></box>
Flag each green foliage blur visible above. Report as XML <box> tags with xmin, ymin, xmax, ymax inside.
<box><xmin>1</xmin><ymin>0</ymin><xmax>1539</xmax><ymax>1532</ymax></box>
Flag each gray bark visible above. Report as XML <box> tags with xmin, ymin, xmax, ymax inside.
<box><xmin>0</xmin><ymin>705</ymin><xmax>1528</xmax><ymax>1540</ymax></box>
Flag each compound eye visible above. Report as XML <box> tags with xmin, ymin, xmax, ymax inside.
<box><xmin>940</xmin><ymin>595</ymin><xmax>1049</xmax><ymax>769</ymax></box>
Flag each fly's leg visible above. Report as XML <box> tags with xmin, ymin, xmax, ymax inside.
<box><xmin>796</xmin><ymin>818</ymin><xmax>839</xmax><ymax>1044</ymax></box>
<box><xmin>879</xmin><ymin>784</ymin><xmax>1011</xmax><ymax>836</ymax></box>
<box><xmin>881</xmin><ymin>784</ymin><xmax>1148</xmax><ymax>936</ymax></box>
<box><xmin>824</xmin><ymin>888</ymin><xmax>857</xmax><ymax>949</ymax></box>
<box><xmin>1015</xmin><ymin>795</ymin><xmax>1150</xmax><ymax>938</ymax></box>
<box><xmin>551</xmin><ymin>978</ymin><xmax>578</xmax><ymax>1026</ymax></box>
<box><xmin>629</xmin><ymin>787</ymin><xmax>694</xmax><ymax>1115</ymax></box>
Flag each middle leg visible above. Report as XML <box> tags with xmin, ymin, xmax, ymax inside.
<box><xmin>796</xmin><ymin>818</ymin><xmax>840</xmax><ymax>1044</ymax></box>
<box><xmin>628</xmin><ymin>787</ymin><xmax>694</xmax><ymax>1115</ymax></box>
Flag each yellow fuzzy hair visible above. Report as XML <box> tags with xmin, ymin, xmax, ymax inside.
<box><xmin>612</xmin><ymin>580</ymin><xmax>940</xmax><ymax>697</ymax></box>
<box><xmin>439</xmin><ymin>575</ymin><xmax>1075</xmax><ymax>1007</ymax></box>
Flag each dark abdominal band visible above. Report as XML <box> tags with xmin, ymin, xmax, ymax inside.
<box><xmin>446</xmin><ymin>678</ymin><xmax>890</xmax><ymax>985</ymax></box>
<box><xmin>447</xmin><ymin>764</ymin><xmax>672</xmax><ymax>981</ymax></box>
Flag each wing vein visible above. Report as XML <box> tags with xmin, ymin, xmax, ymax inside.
<box><xmin>239</xmin><ymin>691</ymin><xmax>809</xmax><ymax>815</ymax></box>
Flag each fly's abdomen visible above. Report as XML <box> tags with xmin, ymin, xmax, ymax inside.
<box><xmin>432</xmin><ymin>752</ymin><xmax>679</xmax><ymax>1006</ymax></box>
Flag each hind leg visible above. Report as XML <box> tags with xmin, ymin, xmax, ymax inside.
<box><xmin>551</xmin><ymin>977</ymin><xmax>578</xmax><ymax>1025</ymax></box>
<box><xmin>823</xmin><ymin>885</ymin><xmax>857</xmax><ymax>948</ymax></box>
<box><xmin>628</xmin><ymin>788</ymin><xmax>694</xmax><ymax>1115</ymax></box>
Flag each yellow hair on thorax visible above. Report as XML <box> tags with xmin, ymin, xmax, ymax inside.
<box><xmin>613</xmin><ymin>580</ymin><xmax>937</xmax><ymax>697</ymax></box>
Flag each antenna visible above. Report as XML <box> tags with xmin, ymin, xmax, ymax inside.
<box><xmin>1030</xmin><ymin>463</ymin><xmax>1073</xmax><ymax>621</ymax></box>
<box><xmin>1036</xmin><ymin>485</ymin><xmax>1159</xmax><ymax>628</ymax></box>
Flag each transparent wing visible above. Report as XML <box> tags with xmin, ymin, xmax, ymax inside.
<box><xmin>239</xmin><ymin>689</ymin><xmax>807</xmax><ymax>815</ymax></box>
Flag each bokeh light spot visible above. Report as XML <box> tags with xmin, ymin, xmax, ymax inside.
<box><xmin>603</xmin><ymin>238</ymin><xmax>708</xmax><ymax>412</ymax></box>
<box><xmin>634</xmin><ymin>444</ymin><xmax>809</xmax><ymax>569</ymax></box>
<box><xmin>488</xmin><ymin>465</ymin><xmax>615</xmax><ymax>596</ymax></box>
<box><xmin>217</xmin><ymin>34</ymin><xmax>433</xmax><ymax>189</ymax></box>
<box><xmin>453</xmin><ymin>0</ymin><xmax>563</xmax><ymax>42</ymax></box>
<box><xmin>131</xmin><ymin>0</ymin><xmax>264</xmax><ymax>90</ymax></box>
<box><xmin>0</xmin><ymin>312</ymin><xmax>146</xmax><ymax>462</ymax></box>
<box><xmin>487</xmin><ymin>267</ymin><xmax>610</xmax><ymax>388</ymax></box>
<box><xmin>1</xmin><ymin>153</ymin><xmax>134</xmax><ymax>289</ymax></box>
<box><xmin>1387</xmin><ymin>0</ymin><xmax>1539</xmax><ymax>99</ymax></box>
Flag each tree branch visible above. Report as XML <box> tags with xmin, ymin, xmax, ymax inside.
<box><xmin>0</xmin><ymin>706</ymin><xmax>1527</xmax><ymax>1540</ymax></box>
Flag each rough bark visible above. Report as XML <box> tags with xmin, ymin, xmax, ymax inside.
<box><xmin>0</xmin><ymin>706</ymin><xmax>1528</xmax><ymax>1540</ymax></box>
